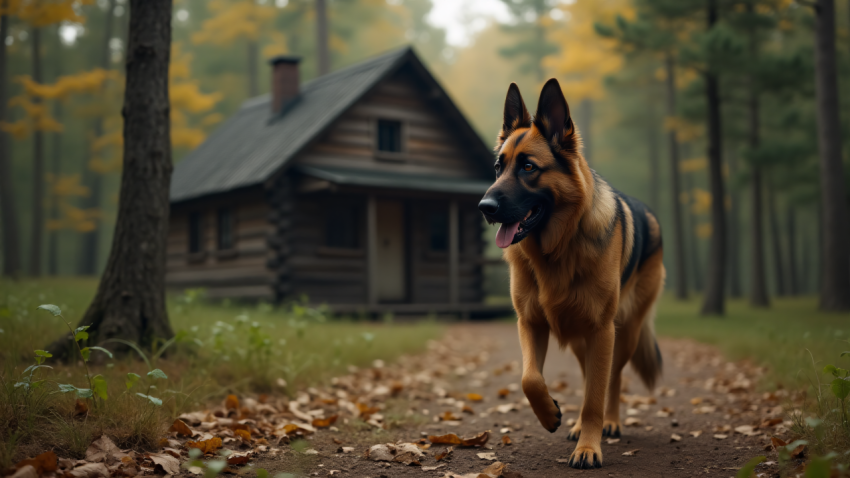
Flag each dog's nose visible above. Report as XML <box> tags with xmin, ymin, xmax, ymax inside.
<box><xmin>478</xmin><ymin>198</ymin><xmax>499</xmax><ymax>215</ymax></box>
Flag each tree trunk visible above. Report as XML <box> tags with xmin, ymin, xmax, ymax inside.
<box><xmin>78</xmin><ymin>0</ymin><xmax>116</xmax><ymax>276</ymax></box>
<box><xmin>48</xmin><ymin>25</ymin><xmax>64</xmax><ymax>276</ymax></box>
<box><xmin>664</xmin><ymin>53</ymin><xmax>688</xmax><ymax>300</ymax></box>
<box><xmin>50</xmin><ymin>0</ymin><xmax>174</xmax><ymax>359</ymax></box>
<box><xmin>247</xmin><ymin>39</ymin><xmax>258</xmax><ymax>97</ymax></box>
<box><xmin>580</xmin><ymin>98</ymin><xmax>593</xmax><ymax>167</ymax></box>
<box><xmin>30</xmin><ymin>27</ymin><xmax>44</xmax><ymax>277</ymax></box>
<box><xmin>0</xmin><ymin>5</ymin><xmax>21</xmax><ymax>278</ymax></box>
<box><xmin>647</xmin><ymin>95</ymin><xmax>660</xmax><ymax>213</ymax></box>
<box><xmin>801</xmin><ymin>223</ymin><xmax>810</xmax><ymax>294</ymax></box>
<box><xmin>786</xmin><ymin>205</ymin><xmax>798</xmax><ymax>295</ymax></box>
<box><xmin>700</xmin><ymin>0</ymin><xmax>727</xmax><ymax>316</ymax></box>
<box><xmin>316</xmin><ymin>0</ymin><xmax>330</xmax><ymax>76</ymax></box>
<box><xmin>813</xmin><ymin>0</ymin><xmax>850</xmax><ymax>310</ymax></box>
<box><xmin>746</xmin><ymin>9</ymin><xmax>769</xmax><ymax>306</ymax></box>
<box><xmin>767</xmin><ymin>182</ymin><xmax>786</xmax><ymax>296</ymax></box>
<box><xmin>727</xmin><ymin>149</ymin><xmax>742</xmax><ymax>298</ymax></box>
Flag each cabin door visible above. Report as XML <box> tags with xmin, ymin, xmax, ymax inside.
<box><xmin>376</xmin><ymin>200</ymin><xmax>406</xmax><ymax>302</ymax></box>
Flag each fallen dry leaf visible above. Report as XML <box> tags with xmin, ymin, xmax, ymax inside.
<box><xmin>435</xmin><ymin>446</ymin><xmax>453</xmax><ymax>461</ymax></box>
<box><xmin>624</xmin><ymin>417</ymin><xmax>642</xmax><ymax>426</ymax></box>
<box><xmin>690</xmin><ymin>397</ymin><xmax>702</xmax><ymax>406</ymax></box>
<box><xmin>467</xmin><ymin>393</ymin><xmax>483</xmax><ymax>402</ymax></box>
<box><xmin>340</xmin><ymin>447</ymin><xmax>355</xmax><ymax>454</ymax></box>
<box><xmin>440</xmin><ymin>411</ymin><xmax>462</xmax><ymax>421</ymax></box>
<box><xmin>497</xmin><ymin>388</ymin><xmax>510</xmax><ymax>398</ymax></box>
<box><xmin>224</xmin><ymin>394</ymin><xmax>239</xmax><ymax>410</ymax></box>
<box><xmin>550</xmin><ymin>380</ymin><xmax>568</xmax><ymax>391</ymax></box>
<box><xmin>186</xmin><ymin>436</ymin><xmax>223</xmax><ymax>454</ymax></box>
<box><xmin>429</xmin><ymin>431</ymin><xmax>489</xmax><ymax>447</ymax></box>
<box><xmin>169</xmin><ymin>419</ymin><xmax>194</xmax><ymax>437</ymax></box>
<box><xmin>9</xmin><ymin>465</ymin><xmax>37</xmax><ymax>478</ymax></box>
<box><xmin>771</xmin><ymin>436</ymin><xmax>787</xmax><ymax>449</ymax></box>
<box><xmin>481</xmin><ymin>461</ymin><xmax>507</xmax><ymax>476</ymax></box>
<box><xmin>689</xmin><ymin>431</ymin><xmax>703</xmax><ymax>438</ymax></box>
<box><xmin>86</xmin><ymin>435</ymin><xmax>120</xmax><ymax>463</ymax></box>
<box><xmin>477</xmin><ymin>452</ymin><xmax>497</xmax><ymax>461</ymax></box>
<box><xmin>622</xmin><ymin>449</ymin><xmax>640</xmax><ymax>457</ymax></box>
<box><xmin>790</xmin><ymin>444</ymin><xmax>807</xmax><ymax>459</ymax></box>
<box><xmin>147</xmin><ymin>453</ymin><xmax>180</xmax><ymax>475</ymax></box>
<box><xmin>670</xmin><ymin>433</ymin><xmax>682</xmax><ymax>442</ymax></box>
<box><xmin>605</xmin><ymin>438</ymin><xmax>620</xmax><ymax>445</ymax></box>
<box><xmin>713</xmin><ymin>434</ymin><xmax>728</xmax><ymax>440</ymax></box>
<box><xmin>421</xmin><ymin>464</ymin><xmax>446</xmax><ymax>471</ymax></box>
<box><xmin>761</xmin><ymin>417</ymin><xmax>783</xmax><ymax>428</ymax></box>
<box><xmin>65</xmin><ymin>463</ymin><xmax>110</xmax><ymax>478</ymax></box>
<box><xmin>501</xmin><ymin>435</ymin><xmax>511</xmax><ymax>446</ymax></box>
<box><xmin>15</xmin><ymin>451</ymin><xmax>58</xmax><ymax>474</ymax></box>
<box><xmin>226</xmin><ymin>454</ymin><xmax>251</xmax><ymax>466</ymax></box>
<box><xmin>74</xmin><ymin>399</ymin><xmax>88</xmax><ymax>417</ymax></box>
<box><xmin>235</xmin><ymin>429</ymin><xmax>252</xmax><ymax>442</ymax></box>
<box><xmin>366</xmin><ymin>443</ymin><xmax>423</xmax><ymax>466</ymax></box>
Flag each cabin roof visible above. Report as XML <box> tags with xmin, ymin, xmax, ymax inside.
<box><xmin>170</xmin><ymin>47</ymin><xmax>494</xmax><ymax>204</ymax></box>
<box><xmin>297</xmin><ymin>165</ymin><xmax>493</xmax><ymax>195</ymax></box>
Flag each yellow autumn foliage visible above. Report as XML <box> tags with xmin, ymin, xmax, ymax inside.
<box><xmin>680</xmin><ymin>157</ymin><xmax>707</xmax><ymax>173</ymax></box>
<box><xmin>192</xmin><ymin>0</ymin><xmax>276</xmax><ymax>44</ymax></box>
<box><xmin>47</xmin><ymin>203</ymin><xmax>101</xmax><ymax>232</ymax></box>
<box><xmin>690</xmin><ymin>188</ymin><xmax>712</xmax><ymax>215</ymax></box>
<box><xmin>47</xmin><ymin>173</ymin><xmax>89</xmax><ymax>197</ymax></box>
<box><xmin>545</xmin><ymin>0</ymin><xmax>634</xmax><ymax>100</ymax></box>
<box><xmin>14</xmin><ymin>0</ymin><xmax>91</xmax><ymax>28</ymax></box>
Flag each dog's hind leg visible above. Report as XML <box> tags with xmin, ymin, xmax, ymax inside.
<box><xmin>518</xmin><ymin>317</ymin><xmax>562</xmax><ymax>433</ymax></box>
<box><xmin>603</xmin><ymin>322</ymin><xmax>642</xmax><ymax>438</ymax></box>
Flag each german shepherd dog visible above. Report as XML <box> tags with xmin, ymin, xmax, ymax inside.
<box><xmin>478</xmin><ymin>79</ymin><xmax>665</xmax><ymax>469</ymax></box>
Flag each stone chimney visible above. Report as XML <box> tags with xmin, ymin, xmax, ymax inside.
<box><xmin>269</xmin><ymin>55</ymin><xmax>301</xmax><ymax>114</ymax></box>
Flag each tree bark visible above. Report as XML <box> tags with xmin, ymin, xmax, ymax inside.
<box><xmin>664</xmin><ymin>53</ymin><xmax>688</xmax><ymax>300</ymax></box>
<box><xmin>316</xmin><ymin>0</ymin><xmax>330</xmax><ymax>76</ymax></box>
<box><xmin>0</xmin><ymin>5</ymin><xmax>21</xmax><ymax>278</ymax></box>
<box><xmin>767</xmin><ymin>182</ymin><xmax>786</xmax><ymax>296</ymax></box>
<box><xmin>727</xmin><ymin>149</ymin><xmax>742</xmax><ymax>298</ymax></box>
<box><xmin>51</xmin><ymin>0</ymin><xmax>174</xmax><ymax>359</ymax></box>
<box><xmin>700</xmin><ymin>0</ymin><xmax>727</xmax><ymax>316</ymax></box>
<box><xmin>78</xmin><ymin>0</ymin><xmax>116</xmax><ymax>276</ymax></box>
<box><xmin>813</xmin><ymin>0</ymin><xmax>850</xmax><ymax>310</ymax></box>
<box><xmin>786</xmin><ymin>205</ymin><xmax>798</xmax><ymax>295</ymax></box>
<box><xmin>647</xmin><ymin>95</ymin><xmax>660</xmax><ymax>213</ymax></box>
<box><xmin>746</xmin><ymin>1</ymin><xmax>769</xmax><ymax>307</ymax></box>
<box><xmin>48</xmin><ymin>25</ymin><xmax>64</xmax><ymax>276</ymax></box>
<box><xmin>30</xmin><ymin>27</ymin><xmax>44</xmax><ymax>277</ymax></box>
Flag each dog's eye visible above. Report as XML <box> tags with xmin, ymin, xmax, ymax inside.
<box><xmin>523</xmin><ymin>163</ymin><xmax>536</xmax><ymax>172</ymax></box>
<box><xmin>494</xmin><ymin>163</ymin><xmax>501</xmax><ymax>171</ymax></box>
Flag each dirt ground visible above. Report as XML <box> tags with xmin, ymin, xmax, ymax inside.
<box><xmin>253</xmin><ymin>323</ymin><xmax>788</xmax><ymax>478</ymax></box>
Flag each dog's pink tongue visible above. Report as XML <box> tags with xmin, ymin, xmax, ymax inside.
<box><xmin>496</xmin><ymin>222</ymin><xmax>520</xmax><ymax>249</ymax></box>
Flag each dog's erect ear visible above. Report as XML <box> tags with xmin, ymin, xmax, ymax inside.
<box><xmin>534</xmin><ymin>78</ymin><xmax>574</xmax><ymax>146</ymax></box>
<box><xmin>497</xmin><ymin>83</ymin><xmax>531</xmax><ymax>149</ymax></box>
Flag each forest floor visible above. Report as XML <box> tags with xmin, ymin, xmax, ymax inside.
<box><xmin>69</xmin><ymin>323</ymin><xmax>802</xmax><ymax>478</ymax></box>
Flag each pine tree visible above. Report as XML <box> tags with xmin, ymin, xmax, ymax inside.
<box><xmin>497</xmin><ymin>0</ymin><xmax>560</xmax><ymax>82</ymax></box>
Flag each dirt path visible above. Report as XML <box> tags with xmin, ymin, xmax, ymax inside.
<box><xmin>254</xmin><ymin>323</ymin><xmax>792</xmax><ymax>478</ymax></box>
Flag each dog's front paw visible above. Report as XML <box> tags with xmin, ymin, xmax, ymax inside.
<box><xmin>533</xmin><ymin>398</ymin><xmax>562</xmax><ymax>433</ymax></box>
<box><xmin>602</xmin><ymin>420</ymin><xmax>621</xmax><ymax>438</ymax></box>
<box><xmin>568</xmin><ymin>445</ymin><xmax>602</xmax><ymax>469</ymax></box>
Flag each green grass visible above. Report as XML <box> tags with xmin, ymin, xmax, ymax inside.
<box><xmin>655</xmin><ymin>293</ymin><xmax>850</xmax><ymax>390</ymax></box>
<box><xmin>0</xmin><ymin>277</ymin><xmax>442</xmax><ymax>463</ymax></box>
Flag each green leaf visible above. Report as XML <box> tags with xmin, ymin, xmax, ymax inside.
<box><xmin>80</xmin><ymin>348</ymin><xmax>91</xmax><ymax>361</ymax></box>
<box><xmin>14</xmin><ymin>382</ymin><xmax>29</xmax><ymax>391</ymax></box>
<box><xmin>136</xmin><ymin>393</ymin><xmax>162</xmax><ymax>406</ymax></box>
<box><xmin>88</xmin><ymin>346</ymin><xmax>113</xmax><ymax>359</ymax></box>
<box><xmin>806</xmin><ymin>453</ymin><xmax>835</xmax><ymax>478</ymax></box>
<box><xmin>204</xmin><ymin>460</ymin><xmax>226</xmax><ymax>478</ymax></box>
<box><xmin>36</xmin><ymin>304</ymin><xmax>62</xmax><ymax>316</ymax></box>
<box><xmin>147</xmin><ymin>369</ymin><xmax>168</xmax><ymax>380</ymax></box>
<box><xmin>75</xmin><ymin>331</ymin><xmax>89</xmax><ymax>342</ymax></box>
<box><xmin>57</xmin><ymin>383</ymin><xmax>77</xmax><ymax>394</ymax></box>
<box><xmin>831</xmin><ymin>378</ymin><xmax>850</xmax><ymax>400</ymax></box>
<box><xmin>76</xmin><ymin>388</ymin><xmax>93</xmax><ymax>399</ymax></box>
<box><xmin>125</xmin><ymin>373</ymin><xmax>141</xmax><ymax>390</ymax></box>
<box><xmin>256</xmin><ymin>470</ymin><xmax>269</xmax><ymax>478</ymax></box>
<box><xmin>75</xmin><ymin>326</ymin><xmax>89</xmax><ymax>334</ymax></box>
<box><xmin>736</xmin><ymin>456</ymin><xmax>766</xmax><ymax>478</ymax></box>
<box><xmin>92</xmin><ymin>374</ymin><xmax>108</xmax><ymax>400</ymax></box>
<box><xmin>823</xmin><ymin>365</ymin><xmax>839</xmax><ymax>377</ymax></box>
<box><xmin>34</xmin><ymin>350</ymin><xmax>52</xmax><ymax>358</ymax></box>
<box><xmin>840</xmin><ymin>351</ymin><xmax>850</xmax><ymax>357</ymax></box>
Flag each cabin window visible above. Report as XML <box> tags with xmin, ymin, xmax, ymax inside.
<box><xmin>326</xmin><ymin>203</ymin><xmax>360</xmax><ymax>249</ymax></box>
<box><xmin>188</xmin><ymin>212</ymin><xmax>204</xmax><ymax>253</ymax></box>
<box><xmin>217</xmin><ymin>208</ymin><xmax>234</xmax><ymax>250</ymax></box>
<box><xmin>377</xmin><ymin>119</ymin><xmax>402</xmax><ymax>153</ymax></box>
<box><xmin>429</xmin><ymin>211</ymin><xmax>448</xmax><ymax>252</ymax></box>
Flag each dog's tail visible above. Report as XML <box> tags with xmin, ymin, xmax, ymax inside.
<box><xmin>629</xmin><ymin>299</ymin><xmax>663</xmax><ymax>391</ymax></box>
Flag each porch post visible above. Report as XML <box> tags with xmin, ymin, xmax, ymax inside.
<box><xmin>367</xmin><ymin>194</ymin><xmax>378</xmax><ymax>306</ymax></box>
<box><xmin>449</xmin><ymin>200</ymin><xmax>459</xmax><ymax>305</ymax></box>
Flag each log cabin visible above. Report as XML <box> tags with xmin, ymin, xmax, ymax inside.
<box><xmin>167</xmin><ymin>47</ymin><xmax>506</xmax><ymax>316</ymax></box>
